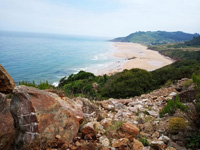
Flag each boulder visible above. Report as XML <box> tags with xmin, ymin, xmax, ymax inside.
<box><xmin>132</xmin><ymin>138</ymin><xmax>144</xmax><ymax>150</ymax></box>
<box><xmin>0</xmin><ymin>64</ymin><xmax>15</xmax><ymax>93</ymax></box>
<box><xmin>0</xmin><ymin>93</ymin><xmax>15</xmax><ymax>150</ymax></box>
<box><xmin>10</xmin><ymin>85</ymin><xmax>82</xmax><ymax>149</ymax></box>
<box><xmin>117</xmin><ymin>123</ymin><xmax>139</xmax><ymax>141</ymax></box>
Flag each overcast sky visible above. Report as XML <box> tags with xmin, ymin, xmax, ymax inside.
<box><xmin>0</xmin><ymin>0</ymin><xmax>199</xmax><ymax>37</ymax></box>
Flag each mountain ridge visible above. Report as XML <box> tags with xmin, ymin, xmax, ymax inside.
<box><xmin>112</xmin><ymin>31</ymin><xmax>199</xmax><ymax>45</ymax></box>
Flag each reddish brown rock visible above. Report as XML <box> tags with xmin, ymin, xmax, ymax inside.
<box><xmin>132</xmin><ymin>138</ymin><xmax>144</xmax><ymax>150</ymax></box>
<box><xmin>0</xmin><ymin>64</ymin><xmax>15</xmax><ymax>93</ymax></box>
<box><xmin>0</xmin><ymin>92</ymin><xmax>15</xmax><ymax>150</ymax></box>
<box><xmin>112</xmin><ymin>138</ymin><xmax>129</xmax><ymax>147</ymax></box>
<box><xmin>80</xmin><ymin>122</ymin><xmax>97</xmax><ymax>140</ymax></box>
<box><xmin>118</xmin><ymin>123</ymin><xmax>139</xmax><ymax>141</ymax></box>
<box><xmin>10</xmin><ymin>85</ymin><xmax>83</xmax><ymax>149</ymax></box>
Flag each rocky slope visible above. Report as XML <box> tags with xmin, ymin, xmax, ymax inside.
<box><xmin>0</xmin><ymin>65</ymin><xmax>199</xmax><ymax>150</ymax></box>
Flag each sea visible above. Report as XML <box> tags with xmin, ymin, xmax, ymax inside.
<box><xmin>0</xmin><ymin>31</ymin><xmax>118</xmax><ymax>86</ymax></box>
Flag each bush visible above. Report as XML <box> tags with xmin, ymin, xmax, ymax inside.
<box><xmin>99</xmin><ymin>69</ymin><xmax>152</xmax><ymax>99</ymax></box>
<box><xmin>169</xmin><ymin>117</ymin><xmax>187</xmax><ymax>133</ymax></box>
<box><xmin>159</xmin><ymin>95</ymin><xmax>187</xmax><ymax>117</ymax></box>
<box><xmin>186</xmin><ymin>130</ymin><xmax>200</xmax><ymax>149</ymax></box>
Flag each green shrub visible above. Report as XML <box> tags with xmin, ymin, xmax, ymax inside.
<box><xmin>139</xmin><ymin>137</ymin><xmax>150</xmax><ymax>146</ymax></box>
<box><xmin>168</xmin><ymin>117</ymin><xmax>187</xmax><ymax>133</ymax></box>
<box><xmin>186</xmin><ymin>130</ymin><xmax>200</xmax><ymax>149</ymax></box>
<box><xmin>192</xmin><ymin>74</ymin><xmax>200</xmax><ymax>99</ymax></box>
<box><xmin>99</xmin><ymin>69</ymin><xmax>152</xmax><ymax>99</ymax></box>
<box><xmin>159</xmin><ymin>95</ymin><xmax>187</xmax><ymax>117</ymax></box>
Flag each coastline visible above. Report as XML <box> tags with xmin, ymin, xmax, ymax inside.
<box><xmin>95</xmin><ymin>42</ymin><xmax>174</xmax><ymax>76</ymax></box>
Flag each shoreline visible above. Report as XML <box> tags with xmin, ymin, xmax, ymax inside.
<box><xmin>95</xmin><ymin>42</ymin><xmax>174</xmax><ymax>76</ymax></box>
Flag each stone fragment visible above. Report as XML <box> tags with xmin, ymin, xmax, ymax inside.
<box><xmin>10</xmin><ymin>85</ymin><xmax>82</xmax><ymax>149</ymax></box>
<box><xmin>118</xmin><ymin>123</ymin><xmax>139</xmax><ymax>141</ymax></box>
<box><xmin>112</xmin><ymin>138</ymin><xmax>129</xmax><ymax>147</ymax></box>
<box><xmin>0</xmin><ymin>92</ymin><xmax>15</xmax><ymax>150</ymax></box>
<box><xmin>0</xmin><ymin>64</ymin><xmax>15</xmax><ymax>93</ymax></box>
<box><xmin>147</xmin><ymin>110</ymin><xmax>159</xmax><ymax>118</ymax></box>
<box><xmin>99</xmin><ymin>136</ymin><xmax>110</xmax><ymax>147</ymax></box>
<box><xmin>132</xmin><ymin>138</ymin><xmax>144</xmax><ymax>150</ymax></box>
<box><xmin>151</xmin><ymin>141</ymin><xmax>166</xmax><ymax>150</ymax></box>
<box><xmin>158</xmin><ymin>135</ymin><xmax>170</xmax><ymax>143</ymax></box>
<box><xmin>152</xmin><ymin>131</ymin><xmax>159</xmax><ymax>138</ymax></box>
<box><xmin>80</xmin><ymin>122</ymin><xmax>97</xmax><ymax>139</ymax></box>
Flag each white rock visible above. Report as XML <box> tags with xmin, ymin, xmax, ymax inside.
<box><xmin>169</xmin><ymin>92</ymin><xmax>177</xmax><ymax>97</ymax></box>
<box><xmin>151</xmin><ymin>140</ymin><xmax>164</xmax><ymax>145</ymax></box>
<box><xmin>147</xmin><ymin>110</ymin><xmax>159</xmax><ymax>118</ymax></box>
<box><xmin>99</xmin><ymin>136</ymin><xmax>110</xmax><ymax>147</ymax></box>
<box><xmin>158</xmin><ymin>134</ymin><xmax>170</xmax><ymax>143</ymax></box>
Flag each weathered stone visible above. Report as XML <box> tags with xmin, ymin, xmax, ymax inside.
<box><xmin>112</xmin><ymin>138</ymin><xmax>129</xmax><ymax>147</ymax></box>
<box><xmin>99</xmin><ymin>136</ymin><xmax>110</xmax><ymax>147</ymax></box>
<box><xmin>152</xmin><ymin>131</ymin><xmax>159</xmax><ymax>138</ymax></box>
<box><xmin>132</xmin><ymin>138</ymin><xmax>144</xmax><ymax>150</ymax></box>
<box><xmin>100</xmin><ymin>101</ymin><xmax>115</xmax><ymax>111</ymax></box>
<box><xmin>118</xmin><ymin>123</ymin><xmax>139</xmax><ymax>141</ymax></box>
<box><xmin>0</xmin><ymin>64</ymin><xmax>15</xmax><ymax>93</ymax></box>
<box><xmin>158</xmin><ymin>135</ymin><xmax>170</xmax><ymax>143</ymax></box>
<box><xmin>80</xmin><ymin>122</ymin><xmax>97</xmax><ymax>139</ymax></box>
<box><xmin>10</xmin><ymin>85</ymin><xmax>82</xmax><ymax>149</ymax></box>
<box><xmin>0</xmin><ymin>92</ymin><xmax>15</xmax><ymax>150</ymax></box>
<box><xmin>151</xmin><ymin>140</ymin><xmax>166</xmax><ymax>150</ymax></box>
<box><xmin>147</xmin><ymin>110</ymin><xmax>159</xmax><ymax>118</ymax></box>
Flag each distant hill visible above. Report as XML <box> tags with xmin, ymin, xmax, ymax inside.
<box><xmin>112</xmin><ymin>31</ymin><xmax>199</xmax><ymax>45</ymax></box>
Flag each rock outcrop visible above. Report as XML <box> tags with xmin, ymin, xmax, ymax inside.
<box><xmin>0</xmin><ymin>92</ymin><xmax>15</xmax><ymax>150</ymax></box>
<box><xmin>0</xmin><ymin>64</ymin><xmax>15</xmax><ymax>93</ymax></box>
<box><xmin>10</xmin><ymin>85</ymin><xmax>83</xmax><ymax>149</ymax></box>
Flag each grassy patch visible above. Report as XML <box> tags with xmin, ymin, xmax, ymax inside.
<box><xmin>168</xmin><ymin>117</ymin><xmax>187</xmax><ymax>133</ymax></box>
<box><xmin>139</xmin><ymin>137</ymin><xmax>150</xmax><ymax>146</ymax></box>
<box><xmin>19</xmin><ymin>80</ymin><xmax>53</xmax><ymax>90</ymax></box>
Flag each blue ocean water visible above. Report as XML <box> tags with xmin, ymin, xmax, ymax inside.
<box><xmin>0</xmin><ymin>31</ymin><xmax>117</xmax><ymax>85</ymax></box>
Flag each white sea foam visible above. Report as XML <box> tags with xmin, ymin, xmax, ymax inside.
<box><xmin>52</xmin><ymin>82</ymin><xmax>59</xmax><ymax>87</ymax></box>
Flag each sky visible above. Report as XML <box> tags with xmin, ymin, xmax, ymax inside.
<box><xmin>0</xmin><ymin>0</ymin><xmax>200</xmax><ymax>37</ymax></box>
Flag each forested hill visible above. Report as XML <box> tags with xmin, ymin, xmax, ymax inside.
<box><xmin>185</xmin><ymin>35</ymin><xmax>200</xmax><ymax>46</ymax></box>
<box><xmin>111</xmin><ymin>31</ymin><xmax>199</xmax><ymax>45</ymax></box>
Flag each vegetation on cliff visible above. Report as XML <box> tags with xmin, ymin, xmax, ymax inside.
<box><xmin>57</xmin><ymin>60</ymin><xmax>200</xmax><ymax>99</ymax></box>
<box><xmin>112</xmin><ymin>31</ymin><xmax>199</xmax><ymax>45</ymax></box>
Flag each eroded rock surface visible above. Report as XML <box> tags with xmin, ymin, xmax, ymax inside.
<box><xmin>0</xmin><ymin>64</ymin><xmax>15</xmax><ymax>93</ymax></box>
<box><xmin>10</xmin><ymin>85</ymin><xmax>82</xmax><ymax>149</ymax></box>
<box><xmin>0</xmin><ymin>92</ymin><xmax>15</xmax><ymax>150</ymax></box>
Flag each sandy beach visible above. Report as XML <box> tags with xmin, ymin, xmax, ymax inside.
<box><xmin>96</xmin><ymin>42</ymin><xmax>174</xmax><ymax>75</ymax></box>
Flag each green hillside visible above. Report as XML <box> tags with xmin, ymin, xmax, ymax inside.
<box><xmin>148</xmin><ymin>35</ymin><xmax>200</xmax><ymax>61</ymax></box>
<box><xmin>112</xmin><ymin>31</ymin><xmax>199</xmax><ymax>45</ymax></box>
